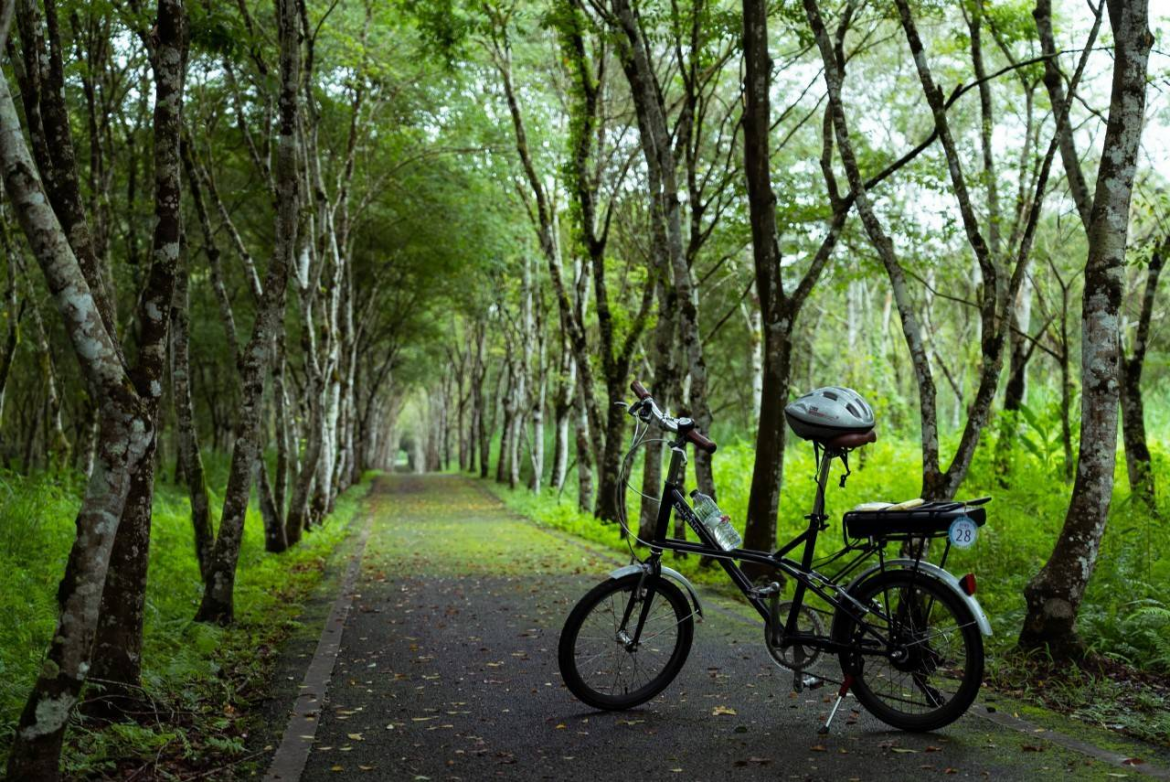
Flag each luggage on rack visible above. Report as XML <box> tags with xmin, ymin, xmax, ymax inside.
<box><xmin>842</xmin><ymin>498</ymin><xmax>988</xmax><ymax>541</ymax></box>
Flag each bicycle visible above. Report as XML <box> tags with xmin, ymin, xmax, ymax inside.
<box><xmin>558</xmin><ymin>380</ymin><xmax>991</xmax><ymax>733</ymax></box>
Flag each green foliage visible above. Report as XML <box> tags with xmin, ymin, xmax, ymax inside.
<box><xmin>1085</xmin><ymin>599</ymin><xmax>1170</xmax><ymax>673</ymax></box>
<box><xmin>400</xmin><ymin>0</ymin><xmax>479</xmax><ymax>67</ymax></box>
<box><xmin>1016</xmin><ymin>401</ymin><xmax>1077</xmax><ymax>477</ymax></box>
<box><xmin>0</xmin><ymin>470</ymin><xmax>373</xmax><ymax>774</ymax></box>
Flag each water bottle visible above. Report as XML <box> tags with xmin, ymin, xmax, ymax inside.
<box><xmin>689</xmin><ymin>491</ymin><xmax>743</xmax><ymax>552</ymax></box>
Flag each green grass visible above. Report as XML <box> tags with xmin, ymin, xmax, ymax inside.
<box><xmin>0</xmin><ymin>467</ymin><xmax>372</xmax><ymax>777</ymax></box>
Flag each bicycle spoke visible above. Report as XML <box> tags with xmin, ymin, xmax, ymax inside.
<box><xmin>848</xmin><ymin>578</ymin><xmax>975</xmax><ymax>719</ymax></box>
<box><xmin>571</xmin><ymin>583</ymin><xmax>683</xmax><ymax>700</ymax></box>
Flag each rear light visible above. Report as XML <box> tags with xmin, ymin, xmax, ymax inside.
<box><xmin>959</xmin><ymin>573</ymin><xmax>977</xmax><ymax>596</ymax></box>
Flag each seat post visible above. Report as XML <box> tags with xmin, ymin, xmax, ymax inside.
<box><xmin>809</xmin><ymin>447</ymin><xmax>836</xmax><ymax>522</ymax></box>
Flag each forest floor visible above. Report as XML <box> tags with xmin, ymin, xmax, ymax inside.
<box><xmin>262</xmin><ymin>473</ymin><xmax>1170</xmax><ymax>781</ymax></box>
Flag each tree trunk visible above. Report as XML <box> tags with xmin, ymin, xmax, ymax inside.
<box><xmin>994</xmin><ymin>277</ymin><xmax>1033</xmax><ymax>486</ymax></box>
<box><xmin>1120</xmin><ymin>356</ymin><xmax>1155</xmax><ymax>509</ymax></box>
<box><xmin>594</xmin><ymin>383</ymin><xmax>626</xmax><ymax>526</ymax></box>
<box><xmin>1020</xmin><ymin>0</ymin><xmax>1151</xmax><ymax>659</ymax></box>
<box><xmin>25</xmin><ymin>279</ymin><xmax>69</xmax><ymax>467</ymax></box>
<box><xmin>743</xmin><ymin>281</ymin><xmax>764</xmax><ymax>422</ymax></box>
<box><xmin>477</xmin><ymin>361</ymin><xmax>490</xmax><ymax>479</ymax></box>
<box><xmin>742</xmin><ymin>0</ymin><xmax>838</xmax><ymax>562</ymax></box>
<box><xmin>1034</xmin><ymin>0</ymin><xmax>1093</xmax><ymax>231</ymax></box>
<box><xmin>170</xmin><ymin>256</ymin><xmax>213</xmax><ymax>580</ymax></box>
<box><xmin>0</xmin><ymin>219</ymin><xmax>19</xmax><ymax>438</ymax></box>
<box><xmin>88</xmin><ymin>0</ymin><xmax>188</xmax><ymax>698</ymax></box>
<box><xmin>285</xmin><ymin>394</ymin><xmax>322</xmax><ymax>547</ymax></box>
<box><xmin>639</xmin><ymin>276</ymin><xmax>679</xmax><ymax>544</ymax></box>
<box><xmin>273</xmin><ymin>335</ymin><xmax>292</xmax><ymax>519</ymax></box>
<box><xmin>493</xmin><ymin>18</ymin><xmax>605</xmax><ymax>485</ymax></box>
<box><xmin>88</xmin><ymin>438</ymin><xmax>157</xmax><ymax>700</ymax></box>
<box><xmin>528</xmin><ymin>298</ymin><xmax>546</xmax><ymax>492</ymax></box>
<box><xmin>497</xmin><ymin>359</ymin><xmax>514</xmax><ymax>484</ymax></box>
<box><xmin>574</xmin><ymin>381</ymin><xmax>594</xmax><ymax>514</ymax></box>
<box><xmin>1120</xmin><ymin>243</ymin><xmax>1163</xmax><ymax>512</ymax></box>
<box><xmin>550</xmin><ymin>332</ymin><xmax>574</xmax><ymax>492</ymax></box>
<box><xmin>196</xmin><ymin>0</ymin><xmax>299</xmax><ymax>625</ymax></box>
<box><xmin>0</xmin><ymin>0</ymin><xmax>181</xmax><ymax>772</ymax></box>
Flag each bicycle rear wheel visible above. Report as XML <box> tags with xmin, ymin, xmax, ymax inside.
<box><xmin>833</xmin><ymin>569</ymin><xmax>983</xmax><ymax>731</ymax></box>
<box><xmin>558</xmin><ymin>574</ymin><xmax>694</xmax><ymax>711</ymax></box>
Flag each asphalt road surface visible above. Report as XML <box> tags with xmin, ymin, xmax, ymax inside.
<box><xmin>281</xmin><ymin>474</ymin><xmax>1167</xmax><ymax>781</ymax></box>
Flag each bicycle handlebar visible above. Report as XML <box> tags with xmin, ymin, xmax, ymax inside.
<box><xmin>627</xmin><ymin>380</ymin><xmax>717</xmax><ymax>454</ymax></box>
<box><xmin>685</xmin><ymin>429</ymin><xmax>717</xmax><ymax>454</ymax></box>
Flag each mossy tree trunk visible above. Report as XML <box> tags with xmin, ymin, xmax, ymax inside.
<box><xmin>1020</xmin><ymin>0</ymin><xmax>1152</xmax><ymax>660</ymax></box>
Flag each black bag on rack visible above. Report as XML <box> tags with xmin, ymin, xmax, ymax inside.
<box><xmin>843</xmin><ymin>499</ymin><xmax>988</xmax><ymax>540</ymax></box>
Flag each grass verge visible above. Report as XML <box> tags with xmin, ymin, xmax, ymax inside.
<box><xmin>0</xmin><ymin>469</ymin><xmax>373</xmax><ymax>778</ymax></box>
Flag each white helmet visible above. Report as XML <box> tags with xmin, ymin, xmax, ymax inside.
<box><xmin>784</xmin><ymin>387</ymin><xmax>875</xmax><ymax>442</ymax></box>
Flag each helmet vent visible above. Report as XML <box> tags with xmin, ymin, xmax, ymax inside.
<box><xmin>845</xmin><ymin>403</ymin><xmax>859</xmax><ymax>418</ymax></box>
<box><xmin>823</xmin><ymin>391</ymin><xmax>839</xmax><ymax>401</ymax></box>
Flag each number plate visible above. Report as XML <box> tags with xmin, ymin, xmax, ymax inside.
<box><xmin>948</xmin><ymin>516</ymin><xmax>978</xmax><ymax>549</ymax></box>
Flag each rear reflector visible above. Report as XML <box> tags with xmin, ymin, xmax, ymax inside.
<box><xmin>960</xmin><ymin>573</ymin><xmax>977</xmax><ymax>596</ymax></box>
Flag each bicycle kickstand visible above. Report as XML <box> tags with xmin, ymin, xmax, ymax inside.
<box><xmin>818</xmin><ymin>674</ymin><xmax>854</xmax><ymax>735</ymax></box>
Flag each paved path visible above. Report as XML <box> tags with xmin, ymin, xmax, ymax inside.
<box><xmin>280</xmin><ymin>474</ymin><xmax>1166</xmax><ymax>781</ymax></box>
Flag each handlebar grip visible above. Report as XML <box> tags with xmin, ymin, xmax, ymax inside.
<box><xmin>630</xmin><ymin>380</ymin><xmax>651</xmax><ymax>400</ymax></box>
<box><xmin>686</xmin><ymin>429</ymin><xmax>717</xmax><ymax>454</ymax></box>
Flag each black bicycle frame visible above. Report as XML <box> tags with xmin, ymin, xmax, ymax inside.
<box><xmin>632</xmin><ymin>437</ymin><xmax>895</xmax><ymax>657</ymax></box>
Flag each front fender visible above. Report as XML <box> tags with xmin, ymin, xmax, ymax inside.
<box><xmin>609</xmin><ymin>563</ymin><xmax>703</xmax><ymax>620</ymax></box>
<box><xmin>846</xmin><ymin>559</ymin><xmax>992</xmax><ymax>636</ymax></box>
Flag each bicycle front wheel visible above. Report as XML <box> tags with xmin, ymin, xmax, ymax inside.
<box><xmin>558</xmin><ymin>574</ymin><xmax>694</xmax><ymax>711</ymax></box>
<box><xmin>833</xmin><ymin>569</ymin><xmax>984</xmax><ymax>732</ymax></box>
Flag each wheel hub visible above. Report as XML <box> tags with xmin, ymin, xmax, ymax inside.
<box><xmin>617</xmin><ymin>629</ymin><xmax>637</xmax><ymax>652</ymax></box>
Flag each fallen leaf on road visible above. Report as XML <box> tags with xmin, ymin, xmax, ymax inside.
<box><xmin>1021</xmin><ymin>744</ymin><xmax>1045</xmax><ymax>752</ymax></box>
<box><xmin>711</xmin><ymin>705</ymin><xmax>737</xmax><ymax>716</ymax></box>
<box><xmin>890</xmin><ymin>747</ymin><xmax>918</xmax><ymax>754</ymax></box>
<box><xmin>925</xmin><ymin>746</ymin><xmax>942</xmax><ymax>753</ymax></box>
<box><xmin>1122</xmin><ymin>758</ymin><xmax>1145</xmax><ymax>766</ymax></box>
<box><xmin>810</xmin><ymin>745</ymin><xmax>827</xmax><ymax>752</ymax></box>
<box><xmin>347</xmin><ymin>733</ymin><xmax>364</xmax><ymax>741</ymax></box>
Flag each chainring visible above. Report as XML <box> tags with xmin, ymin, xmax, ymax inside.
<box><xmin>765</xmin><ymin>600</ymin><xmax>825</xmax><ymax>672</ymax></box>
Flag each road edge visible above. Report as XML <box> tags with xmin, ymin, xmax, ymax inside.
<box><xmin>263</xmin><ymin>492</ymin><xmax>376</xmax><ymax>782</ymax></box>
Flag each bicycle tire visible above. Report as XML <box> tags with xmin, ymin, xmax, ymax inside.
<box><xmin>832</xmin><ymin>569</ymin><xmax>984</xmax><ymax>732</ymax></box>
<box><xmin>558</xmin><ymin>574</ymin><xmax>694</xmax><ymax>711</ymax></box>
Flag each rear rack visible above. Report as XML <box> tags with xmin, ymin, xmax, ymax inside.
<box><xmin>842</xmin><ymin>497</ymin><xmax>989</xmax><ymax>543</ymax></box>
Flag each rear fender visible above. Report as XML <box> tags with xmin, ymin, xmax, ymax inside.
<box><xmin>609</xmin><ymin>563</ymin><xmax>703</xmax><ymax>620</ymax></box>
<box><xmin>845</xmin><ymin>559</ymin><xmax>992</xmax><ymax>636</ymax></box>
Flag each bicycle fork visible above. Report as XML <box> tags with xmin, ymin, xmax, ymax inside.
<box><xmin>617</xmin><ymin>559</ymin><xmax>661</xmax><ymax>650</ymax></box>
